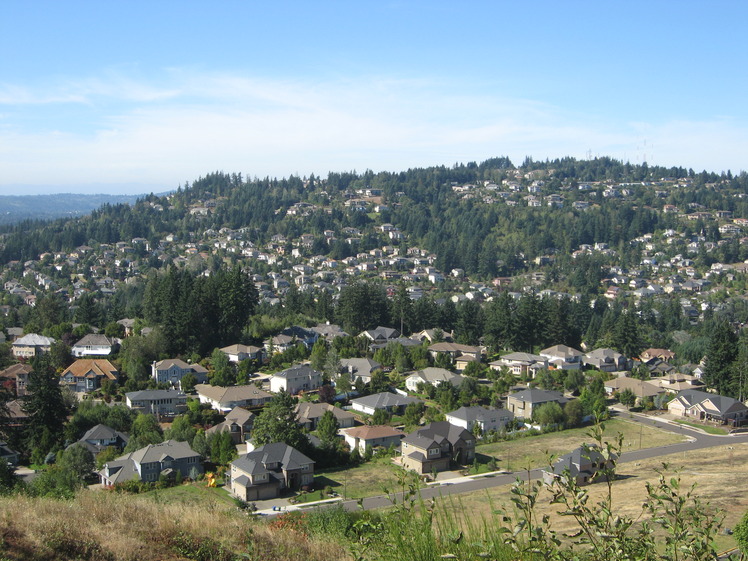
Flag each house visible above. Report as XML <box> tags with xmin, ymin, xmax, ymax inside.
<box><xmin>11</xmin><ymin>333</ymin><xmax>55</xmax><ymax>359</ymax></box>
<box><xmin>71</xmin><ymin>334</ymin><xmax>119</xmax><ymax>357</ymax></box>
<box><xmin>269</xmin><ymin>364</ymin><xmax>323</xmax><ymax>395</ymax></box>
<box><xmin>583</xmin><ymin>348</ymin><xmax>629</xmax><ymax>372</ymax></box>
<box><xmin>640</xmin><ymin>348</ymin><xmax>676</xmax><ymax>362</ymax></box>
<box><xmin>228</xmin><ymin>442</ymin><xmax>315</xmax><ymax>501</ymax></box>
<box><xmin>540</xmin><ymin>345</ymin><xmax>584</xmax><ymax>370</ymax></box>
<box><xmin>667</xmin><ymin>389</ymin><xmax>748</xmax><ymax>425</ymax></box>
<box><xmin>0</xmin><ymin>363</ymin><xmax>33</xmax><ymax>396</ymax></box>
<box><xmin>506</xmin><ymin>388</ymin><xmax>568</xmax><ymax>420</ymax></box>
<box><xmin>651</xmin><ymin>372</ymin><xmax>704</xmax><ymax>393</ymax></box>
<box><xmin>311</xmin><ymin>323</ymin><xmax>350</xmax><ymax>341</ymax></box>
<box><xmin>603</xmin><ymin>377</ymin><xmax>664</xmax><ymax>402</ymax></box>
<box><xmin>125</xmin><ymin>389</ymin><xmax>188</xmax><ymax>416</ymax></box>
<box><xmin>279</xmin><ymin>325</ymin><xmax>319</xmax><ymax>349</ymax></box>
<box><xmin>72</xmin><ymin>424</ymin><xmax>129</xmax><ymax>455</ymax></box>
<box><xmin>360</xmin><ymin>326</ymin><xmax>400</xmax><ymax>347</ymax></box>
<box><xmin>151</xmin><ymin>359</ymin><xmax>209</xmax><ymax>388</ymax></box>
<box><xmin>542</xmin><ymin>444</ymin><xmax>616</xmax><ymax>486</ymax></box>
<box><xmin>405</xmin><ymin>367</ymin><xmax>464</xmax><ymax>392</ymax></box>
<box><xmin>60</xmin><ymin>359</ymin><xmax>120</xmax><ymax>393</ymax></box>
<box><xmin>446</xmin><ymin>406</ymin><xmax>514</xmax><ymax>434</ymax></box>
<box><xmin>428</xmin><ymin>342</ymin><xmax>482</xmax><ymax>361</ymax></box>
<box><xmin>206</xmin><ymin>407</ymin><xmax>255</xmax><ymax>444</ymax></box>
<box><xmin>490</xmin><ymin>352</ymin><xmax>548</xmax><ymax>378</ymax></box>
<box><xmin>99</xmin><ymin>440</ymin><xmax>203</xmax><ymax>486</ymax></box>
<box><xmin>342</xmin><ymin>425</ymin><xmax>405</xmax><ymax>454</ymax></box>
<box><xmin>195</xmin><ymin>384</ymin><xmax>273</xmax><ymax>412</ymax></box>
<box><xmin>219</xmin><ymin>344</ymin><xmax>264</xmax><ymax>363</ymax></box>
<box><xmin>295</xmin><ymin>402</ymin><xmax>355</xmax><ymax>430</ymax></box>
<box><xmin>350</xmin><ymin>392</ymin><xmax>422</xmax><ymax>416</ymax></box>
<box><xmin>339</xmin><ymin>357</ymin><xmax>381</xmax><ymax>384</ymax></box>
<box><xmin>401</xmin><ymin>422</ymin><xmax>475</xmax><ymax>474</ymax></box>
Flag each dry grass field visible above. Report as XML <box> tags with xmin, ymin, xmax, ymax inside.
<box><xmin>0</xmin><ymin>491</ymin><xmax>351</xmax><ymax>561</ymax></box>
<box><xmin>435</xmin><ymin>440</ymin><xmax>748</xmax><ymax>553</ymax></box>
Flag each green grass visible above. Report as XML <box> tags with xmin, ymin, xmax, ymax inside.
<box><xmin>138</xmin><ymin>481</ymin><xmax>236</xmax><ymax>508</ymax></box>
<box><xmin>672</xmin><ymin>419</ymin><xmax>728</xmax><ymax>435</ymax></box>
<box><xmin>476</xmin><ymin>418</ymin><xmax>685</xmax><ymax>472</ymax></box>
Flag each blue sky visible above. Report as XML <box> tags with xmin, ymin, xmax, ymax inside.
<box><xmin>1</xmin><ymin>1</ymin><xmax>747</xmax><ymax>195</ymax></box>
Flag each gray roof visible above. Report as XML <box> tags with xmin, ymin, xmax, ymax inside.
<box><xmin>232</xmin><ymin>442</ymin><xmax>314</xmax><ymax>474</ymax></box>
<box><xmin>675</xmin><ymin>389</ymin><xmax>748</xmax><ymax>416</ymax></box>
<box><xmin>351</xmin><ymin>391</ymin><xmax>421</xmax><ymax>409</ymax></box>
<box><xmin>80</xmin><ymin>423</ymin><xmax>129</xmax><ymax>444</ymax></box>
<box><xmin>126</xmin><ymin>389</ymin><xmax>187</xmax><ymax>401</ymax></box>
<box><xmin>551</xmin><ymin>445</ymin><xmax>612</xmax><ymax>476</ymax></box>
<box><xmin>402</xmin><ymin>421</ymin><xmax>471</xmax><ymax>448</ymax></box>
<box><xmin>447</xmin><ymin>406</ymin><xmax>513</xmax><ymax>423</ymax></box>
<box><xmin>73</xmin><ymin>333</ymin><xmax>116</xmax><ymax>347</ymax></box>
<box><xmin>274</xmin><ymin>364</ymin><xmax>322</xmax><ymax>380</ymax></box>
<box><xmin>508</xmin><ymin>388</ymin><xmax>567</xmax><ymax>405</ymax></box>
<box><xmin>13</xmin><ymin>333</ymin><xmax>55</xmax><ymax>346</ymax></box>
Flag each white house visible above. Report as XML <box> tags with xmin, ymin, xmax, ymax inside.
<box><xmin>446</xmin><ymin>406</ymin><xmax>514</xmax><ymax>434</ymax></box>
<box><xmin>269</xmin><ymin>364</ymin><xmax>323</xmax><ymax>395</ymax></box>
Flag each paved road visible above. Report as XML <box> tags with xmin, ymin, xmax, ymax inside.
<box><xmin>328</xmin><ymin>411</ymin><xmax>748</xmax><ymax>513</ymax></box>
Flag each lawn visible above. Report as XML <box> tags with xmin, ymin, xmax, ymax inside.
<box><xmin>138</xmin><ymin>481</ymin><xmax>237</xmax><ymax>508</ymax></box>
<box><xmin>475</xmin><ymin>418</ymin><xmax>686</xmax><ymax>472</ymax></box>
<box><xmin>673</xmin><ymin>419</ymin><xmax>729</xmax><ymax>435</ymax></box>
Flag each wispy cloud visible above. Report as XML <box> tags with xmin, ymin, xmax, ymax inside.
<box><xmin>0</xmin><ymin>69</ymin><xmax>746</xmax><ymax>194</ymax></box>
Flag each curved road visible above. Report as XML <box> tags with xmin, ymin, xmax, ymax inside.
<box><xmin>334</xmin><ymin>411</ymin><xmax>748</xmax><ymax>512</ymax></box>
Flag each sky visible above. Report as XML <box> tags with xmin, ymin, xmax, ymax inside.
<box><xmin>1</xmin><ymin>1</ymin><xmax>748</xmax><ymax>195</ymax></box>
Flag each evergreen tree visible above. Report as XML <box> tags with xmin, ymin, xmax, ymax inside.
<box><xmin>251</xmin><ymin>391</ymin><xmax>309</xmax><ymax>451</ymax></box>
<box><xmin>703</xmin><ymin>320</ymin><xmax>738</xmax><ymax>396</ymax></box>
<box><xmin>316</xmin><ymin>410</ymin><xmax>339</xmax><ymax>449</ymax></box>
<box><xmin>24</xmin><ymin>355</ymin><xmax>68</xmax><ymax>461</ymax></box>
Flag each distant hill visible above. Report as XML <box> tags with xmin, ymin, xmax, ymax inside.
<box><xmin>0</xmin><ymin>193</ymin><xmax>142</xmax><ymax>224</ymax></box>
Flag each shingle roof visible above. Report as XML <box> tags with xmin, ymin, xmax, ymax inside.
<box><xmin>447</xmin><ymin>406</ymin><xmax>513</xmax><ymax>423</ymax></box>
<box><xmin>233</xmin><ymin>442</ymin><xmax>314</xmax><ymax>473</ymax></box>
<box><xmin>195</xmin><ymin>384</ymin><xmax>272</xmax><ymax>403</ymax></box>
<box><xmin>61</xmin><ymin>359</ymin><xmax>119</xmax><ymax>380</ymax></box>
<box><xmin>342</xmin><ymin>425</ymin><xmax>405</xmax><ymax>440</ymax></box>
<box><xmin>508</xmin><ymin>388</ymin><xmax>567</xmax><ymax>405</ymax></box>
<box><xmin>13</xmin><ymin>333</ymin><xmax>55</xmax><ymax>347</ymax></box>
<box><xmin>351</xmin><ymin>392</ymin><xmax>420</xmax><ymax>410</ymax></box>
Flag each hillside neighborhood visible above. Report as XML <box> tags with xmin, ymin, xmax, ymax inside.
<box><xmin>1</xmin><ymin>160</ymin><xmax>748</xmax><ymax>516</ymax></box>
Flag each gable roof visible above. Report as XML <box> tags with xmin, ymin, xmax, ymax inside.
<box><xmin>72</xmin><ymin>333</ymin><xmax>116</xmax><ymax>348</ymax></box>
<box><xmin>80</xmin><ymin>423</ymin><xmax>128</xmax><ymax>443</ymax></box>
<box><xmin>154</xmin><ymin>358</ymin><xmax>208</xmax><ymax>373</ymax></box>
<box><xmin>673</xmin><ymin>389</ymin><xmax>748</xmax><ymax>416</ymax></box>
<box><xmin>295</xmin><ymin>402</ymin><xmax>355</xmax><ymax>424</ymax></box>
<box><xmin>233</xmin><ymin>442</ymin><xmax>314</xmax><ymax>473</ymax></box>
<box><xmin>550</xmin><ymin>444</ymin><xmax>613</xmax><ymax>476</ymax></box>
<box><xmin>402</xmin><ymin>421</ymin><xmax>471</xmax><ymax>448</ymax></box>
<box><xmin>61</xmin><ymin>359</ymin><xmax>119</xmax><ymax>381</ymax></box>
<box><xmin>351</xmin><ymin>391</ymin><xmax>421</xmax><ymax>410</ymax></box>
<box><xmin>194</xmin><ymin>384</ymin><xmax>272</xmax><ymax>404</ymax></box>
<box><xmin>447</xmin><ymin>405</ymin><xmax>513</xmax><ymax>423</ymax></box>
<box><xmin>273</xmin><ymin>364</ymin><xmax>322</xmax><ymax>380</ymax></box>
<box><xmin>508</xmin><ymin>388</ymin><xmax>568</xmax><ymax>405</ymax></box>
<box><xmin>540</xmin><ymin>344</ymin><xmax>584</xmax><ymax>358</ymax></box>
<box><xmin>342</xmin><ymin>425</ymin><xmax>405</xmax><ymax>440</ymax></box>
<box><xmin>13</xmin><ymin>333</ymin><xmax>54</xmax><ymax>347</ymax></box>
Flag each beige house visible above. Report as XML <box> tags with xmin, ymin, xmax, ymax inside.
<box><xmin>11</xmin><ymin>333</ymin><xmax>54</xmax><ymax>359</ymax></box>
<box><xmin>342</xmin><ymin>425</ymin><xmax>405</xmax><ymax>454</ymax></box>
<box><xmin>667</xmin><ymin>389</ymin><xmax>748</xmax><ymax>425</ymax></box>
<box><xmin>206</xmin><ymin>407</ymin><xmax>255</xmax><ymax>444</ymax></box>
<box><xmin>195</xmin><ymin>384</ymin><xmax>273</xmax><ymax>412</ymax></box>
<box><xmin>295</xmin><ymin>402</ymin><xmax>355</xmax><ymax>430</ymax></box>
<box><xmin>506</xmin><ymin>388</ymin><xmax>568</xmax><ymax>420</ymax></box>
<box><xmin>228</xmin><ymin>443</ymin><xmax>314</xmax><ymax>501</ymax></box>
<box><xmin>401</xmin><ymin>422</ymin><xmax>475</xmax><ymax>475</ymax></box>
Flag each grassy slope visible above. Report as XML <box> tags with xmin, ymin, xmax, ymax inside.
<box><xmin>0</xmin><ymin>490</ymin><xmax>351</xmax><ymax>561</ymax></box>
